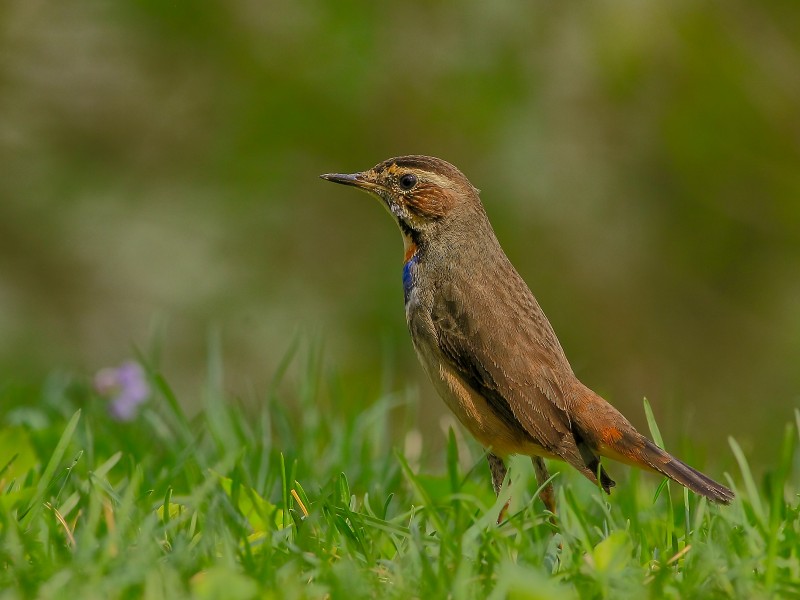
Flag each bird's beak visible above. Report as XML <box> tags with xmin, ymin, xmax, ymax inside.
<box><xmin>320</xmin><ymin>171</ymin><xmax>382</xmax><ymax>192</ymax></box>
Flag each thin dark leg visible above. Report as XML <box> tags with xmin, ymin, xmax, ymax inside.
<box><xmin>487</xmin><ymin>452</ymin><xmax>507</xmax><ymax>494</ymax></box>
<box><xmin>532</xmin><ymin>456</ymin><xmax>557</xmax><ymax>515</ymax></box>
<box><xmin>487</xmin><ymin>453</ymin><xmax>509</xmax><ymax>523</ymax></box>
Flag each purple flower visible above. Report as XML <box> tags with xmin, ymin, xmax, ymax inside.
<box><xmin>94</xmin><ymin>361</ymin><xmax>150</xmax><ymax>421</ymax></box>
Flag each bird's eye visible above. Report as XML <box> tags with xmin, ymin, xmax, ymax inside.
<box><xmin>398</xmin><ymin>173</ymin><xmax>418</xmax><ymax>191</ymax></box>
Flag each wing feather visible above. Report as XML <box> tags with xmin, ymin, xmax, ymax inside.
<box><xmin>428</xmin><ymin>270</ymin><xmax>576</xmax><ymax>454</ymax></box>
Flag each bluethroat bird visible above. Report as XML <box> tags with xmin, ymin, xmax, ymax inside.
<box><xmin>321</xmin><ymin>155</ymin><xmax>734</xmax><ymax>513</ymax></box>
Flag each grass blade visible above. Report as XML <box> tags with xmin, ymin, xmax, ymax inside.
<box><xmin>20</xmin><ymin>409</ymin><xmax>81</xmax><ymax>528</ymax></box>
<box><xmin>729</xmin><ymin>436</ymin><xmax>765</xmax><ymax>526</ymax></box>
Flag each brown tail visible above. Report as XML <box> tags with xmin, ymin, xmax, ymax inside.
<box><xmin>571</xmin><ymin>384</ymin><xmax>734</xmax><ymax>504</ymax></box>
<box><xmin>638</xmin><ymin>438</ymin><xmax>734</xmax><ymax>504</ymax></box>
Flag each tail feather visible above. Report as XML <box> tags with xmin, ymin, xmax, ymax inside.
<box><xmin>640</xmin><ymin>438</ymin><xmax>734</xmax><ymax>504</ymax></box>
<box><xmin>571</xmin><ymin>384</ymin><xmax>734</xmax><ymax>504</ymax></box>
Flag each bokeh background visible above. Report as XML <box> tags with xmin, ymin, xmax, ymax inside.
<box><xmin>1</xmin><ymin>0</ymin><xmax>798</xmax><ymax>467</ymax></box>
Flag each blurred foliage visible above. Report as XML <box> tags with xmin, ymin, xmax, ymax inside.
<box><xmin>0</xmin><ymin>0</ymin><xmax>798</xmax><ymax>465</ymax></box>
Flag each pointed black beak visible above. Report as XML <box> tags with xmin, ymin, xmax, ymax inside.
<box><xmin>320</xmin><ymin>171</ymin><xmax>382</xmax><ymax>192</ymax></box>
<box><xmin>320</xmin><ymin>172</ymin><xmax>360</xmax><ymax>185</ymax></box>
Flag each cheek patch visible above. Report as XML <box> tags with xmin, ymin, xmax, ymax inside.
<box><xmin>407</xmin><ymin>185</ymin><xmax>453</xmax><ymax>219</ymax></box>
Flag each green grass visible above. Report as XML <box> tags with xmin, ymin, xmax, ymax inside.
<box><xmin>1</xmin><ymin>351</ymin><xmax>798</xmax><ymax>600</ymax></box>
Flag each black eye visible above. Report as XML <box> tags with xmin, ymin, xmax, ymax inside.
<box><xmin>398</xmin><ymin>173</ymin><xmax>417</xmax><ymax>190</ymax></box>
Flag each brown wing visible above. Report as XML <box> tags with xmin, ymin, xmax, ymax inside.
<box><xmin>427</xmin><ymin>271</ymin><xmax>616</xmax><ymax>491</ymax></box>
<box><xmin>428</xmin><ymin>265</ymin><xmax>577</xmax><ymax>454</ymax></box>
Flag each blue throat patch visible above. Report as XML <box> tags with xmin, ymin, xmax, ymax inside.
<box><xmin>402</xmin><ymin>254</ymin><xmax>418</xmax><ymax>304</ymax></box>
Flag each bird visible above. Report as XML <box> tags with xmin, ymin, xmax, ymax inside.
<box><xmin>320</xmin><ymin>155</ymin><xmax>734</xmax><ymax>514</ymax></box>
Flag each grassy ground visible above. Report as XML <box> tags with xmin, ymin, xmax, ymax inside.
<box><xmin>1</xmin><ymin>350</ymin><xmax>798</xmax><ymax>599</ymax></box>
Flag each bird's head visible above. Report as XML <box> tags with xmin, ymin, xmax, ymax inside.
<box><xmin>321</xmin><ymin>155</ymin><xmax>482</xmax><ymax>258</ymax></box>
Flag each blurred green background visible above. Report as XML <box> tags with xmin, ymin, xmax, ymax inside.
<box><xmin>1</xmin><ymin>1</ymin><xmax>798</xmax><ymax>465</ymax></box>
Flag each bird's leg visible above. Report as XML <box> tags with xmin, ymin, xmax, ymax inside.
<box><xmin>487</xmin><ymin>452</ymin><xmax>510</xmax><ymax>523</ymax></box>
<box><xmin>531</xmin><ymin>456</ymin><xmax>557</xmax><ymax>516</ymax></box>
<box><xmin>487</xmin><ymin>452</ymin><xmax>507</xmax><ymax>494</ymax></box>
